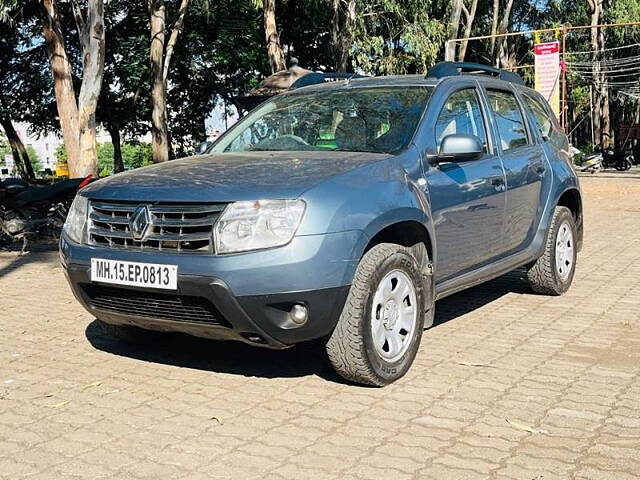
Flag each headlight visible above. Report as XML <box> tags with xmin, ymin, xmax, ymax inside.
<box><xmin>63</xmin><ymin>194</ymin><xmax>89</xmax><ymax>244</ymax></box>
<box><xmin>214</xmin><ymin>199</ymin><xmax>305</xmax><ymax>254</ymax></box>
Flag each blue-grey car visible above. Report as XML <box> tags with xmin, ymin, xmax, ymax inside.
<box><xmin>60</xmin><ymin>62</ymin><xmax>582</xmax><ymax>386</ymax></box>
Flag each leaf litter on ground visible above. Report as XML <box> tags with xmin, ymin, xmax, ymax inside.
<box><xmin>505</xmin><ymin>418</ymin><xmax>549</xmax><ymax>434</ymax></box>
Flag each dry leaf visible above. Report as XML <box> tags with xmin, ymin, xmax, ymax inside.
<box><xmin>49</xmin><ymin>400</ymin><xmax>70</xmax><ymax>409</ymax></box>
<box><xmin>210</xmin><ymin>416</ymin><xmax>223</xmax><ymax>425</ymax></box>
<box><xmin>81</xmin><ymin>381</ymin><xmax>102</xmax><ymax>392</ymax></box>
<box><xmin>505</xmin><ymin>418</ymin><xmax>548</xmax><ymax>434</ymax></box>
<box><xmin>457</xmin><ymin>362</ymin><xmax>496</xmax><ymax>368</ymax></box>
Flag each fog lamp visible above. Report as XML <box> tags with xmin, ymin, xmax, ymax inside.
<box><xmin>290</xmin><ymin>304</ymin><xmax>308</xmax><ymax>325</ymax></box>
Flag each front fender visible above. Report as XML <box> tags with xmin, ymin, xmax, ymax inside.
<box><xmin>298</xmin><ymin>154</ymin><xmax>435</xmax><ymax>264</ymax></box>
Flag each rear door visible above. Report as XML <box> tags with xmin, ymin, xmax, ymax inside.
<box><xmin>422</xmin><ymin>81</ymin><xmax>507</xmax><ymax>282</ymax></box>
<box><xmin>481</xmin><ymin>85</ymin><xmax>548</xmax><ymax>255</ymax></box>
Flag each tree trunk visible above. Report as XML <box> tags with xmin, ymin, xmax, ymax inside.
<box><xmin>162</xmin><ymin>0</ymin><xmax>190</xmax><ymax>85</ymax></box>
<box><xmin>0</xmin><ymin>116</ymin><xmax>34</xmax><ymax>181</ymax></box>
<box><xmin>496</xmin><ymin>0</ymin><xmax>515</xmax><ymax>68</ymax></box>
<box><xmin>149</xmin><ymin>0</ymin><xmax>169</xmax><ymax>163</ymax></box>
<box><xmin>108</xmin><ymin>127</ymin><xmax>124</xmax><ymax>173</ymax></box>
<box><xmin>457</xmin><ymin>0</ymin><xmax>479</xmax><ymax>62</ymax></box>
<box><xmin>445</xmin><ymin>0</ymin><xmax>463</xmax><ymax>61</ymax></box>
<box><xmin>331</xmin><ymin>0</ymin><xmax>355</xmax><ymax>72</ymax></box>
<box><xmin>490</xmin><ymin>0</ymin><xmax>499</xmax><ymax>62</ymax></box>
<box><xmin>75</xmin><ymin>0</ymin><xmax>105</xmax><ymax>178</ymax></box>
<box><xmin>14</xmin><ymin>129</ymin><xmax>36</xmax><ymax>181</ymax></box>
<box><xmin>588</xmin><ymin>0</ymin><xmax>610</xmax><ymax>148</ymax></box>
<box><xmin>263</xmin><ymin>0</ymin><xmax>286</xmax><ymax>73</ymax></box>
<box><xmin>41</xmin><ymin>0</ymin><xmax>81</xmax><ymax>176</ymax></box>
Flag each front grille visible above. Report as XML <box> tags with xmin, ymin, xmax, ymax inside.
<box><xmin>83</xmin><ymin>284</ymin><xmax>230</xmax><ymax>327</ymax></box>
<box><xmin>88</xmin><ymin>201</ymin><xmax>226</xmax><ymax>253</ymax></box>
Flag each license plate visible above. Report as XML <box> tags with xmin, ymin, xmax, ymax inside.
<box><xmin>91</xmin><ymin>258</ymin><xmax>178</xmax><ymax>290</ymax></box>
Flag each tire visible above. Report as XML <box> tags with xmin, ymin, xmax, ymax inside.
<box><xmin>326</xmin><ymin>243</ymin><xmax>430</xmax><ymax>386</ymax></box>
<box><xmin>98</xmin><ymin>320</ymin><xmax>152</xmax><ymax>344</ymax></box>
<box><xmin>527</xmin><ymin>206</ymin><xmax>577</xmax><ymax>295</ymax></box>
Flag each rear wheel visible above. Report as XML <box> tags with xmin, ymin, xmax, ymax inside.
<box><xmin>326</xmin><ymin>243</ymin><xmax>430</xmax><ymax>386</ymax></box>
<box><xmin>527</xmin><ymin>206</ymin><xmax>577</xmax><ymax>295</ymax></box>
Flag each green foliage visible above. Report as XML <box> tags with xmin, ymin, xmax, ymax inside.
<box><xmin>0</xmin><ymin>4</ymin><xmax>57</xmax><ymax>135</ymax></box>
<box><xmin>97</xmin><ymin>142</ymin><xmax>153</xmax><ymax>175</ymax></box>
<box><xmin>350</xmin><ymin>0</ymin><xmax>446</xmax><ymax>75</ymax></box>
<box><xmin>2</xmin><ymin>0</ymin><xmax>640</xmax><ymax>161</ymax></box>
<box><xmin>57</xmin><ymin>141</ymin><xmax>153</xmax><ymax>176</ymax></box>
<box><xmin>0</xmin><ymin>139</ymin><xmax>42</xmax><ymax>176</ymax></box>
<box><xmin>54</xmin><ymin>144</ymin><xmax>67</xmax><ymax>164</ymax></box>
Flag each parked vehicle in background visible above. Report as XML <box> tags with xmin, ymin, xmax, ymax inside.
<box><xmin>60</xmin><ymin>62</ymin><xmax>582</xmax><ymax>386</ymax></box>
<box><xmin>598</xmin><ymin>146</ymin><xmax>633</xmax><ymax>171</ymax></box>
<box><xmin>571</xmin><ymin>146</ymin><xmax>603</xmax><ymax>174</ymax></box>
<box><xmin>1</xmin><ymin>175</ymin><xmax>93</xmax><ymax>251</ymax></box>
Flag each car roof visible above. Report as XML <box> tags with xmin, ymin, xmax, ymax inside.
<box><xmin>289</xmin><ymin>72</ymin><xmax>526</xmax><ymax>95</ymax></box>
<box><xmin>291</xmin><ymin>74</ymin><xmax>438</xmax><ymax>93</ymax></box>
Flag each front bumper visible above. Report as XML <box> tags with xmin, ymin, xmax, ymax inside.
<box><xmin>60</xmin><ymin>231</ymin><xmax>365</xmax><ymax>348</ymax></box>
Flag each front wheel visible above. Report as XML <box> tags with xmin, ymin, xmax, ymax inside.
<box><xmin>527</xmin><ymin>206</ymin><xmax>577</xmax><ymax>295</ymax></box>
<box><xmin>326</xmin><ymin>243</ymin><xmax>430</xmax><ymax>386</ymax></box>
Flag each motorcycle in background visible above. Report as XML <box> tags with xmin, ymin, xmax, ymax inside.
<box><xmin>0</xmin><ymin>175</ymin><xmax>94</xmax><ymax>252</ymax></box>
<box><xmin>571</xmin><ymin>146</ymin><xmax>603</xmax><ymax>174</ymax></box>
<box><xmin>600</xmin><ymin>147</ymin><xmax>633</xmax><ymax>171</ymax></box>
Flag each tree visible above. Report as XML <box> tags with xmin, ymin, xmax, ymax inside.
<box><xmin>98</xmin><ymin>0</ymin><xmax>150</xmax><ymax>173</ymax></box>
<box><xmin>350</xmin><ymin>0</ymin><xmax>445</xmax><ymax>75</ymax></box>
<box><xmin>587</xmin><ymin>0</ymin><xmax>611</xmax><ymax>147</ymax></box>
<box><xmin>40</xmin><ymin>0</ymin><xmax>106</xmax><ymax>178</ymax></box>
<box><xmin>253</xmin><ymin>0</ymin><xmax>286</xmax><ymax>73</ymax></box>
<box><xmin>0</xmin><ymin>132</ymin><xmax>42</xmax><ymax>178</ymax></box>
<box><xmin>330</xmin><ymin>0</ymin><xmax>355</xmax><ymax>71</ymax></box>
<box><xmin>0</xmin><ymin>15</ymin><xmax>51</xmax><ymax>181</ymax></box>
<box><xmin>445</xmin><ymin>0</ymin><xmax>463</xmax><ymax>61</ymax></box>
<box><xmin>148</xmin><ymin>0</ymin><xmax>198</xmax><ymax>163</ymax></box>
<box><xmin>455</xmin><ymin>0</ymin><xmax>479</xmax><ymax>62</ymax></box>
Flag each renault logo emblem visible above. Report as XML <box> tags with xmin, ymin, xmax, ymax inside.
<box><xmin>130</xmin><ymin>205</ymin><xmax>151</xmax><ymax>241</ymax></box>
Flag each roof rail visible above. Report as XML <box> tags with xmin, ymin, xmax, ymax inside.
<box><xmin>290</xmin><ymin>72</ymin><xmax>365</xmax><ymax>89</ymax></box>
<box><xmin>426</xmin><ymin>62</ymin><xmax>525</xmax><ymax>85</ymax></box>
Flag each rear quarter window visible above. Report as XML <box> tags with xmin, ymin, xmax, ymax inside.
<box><xmin>522</xmin><ymin>91</ymin><xmax>567</xmax><ymax>149</ymax></box>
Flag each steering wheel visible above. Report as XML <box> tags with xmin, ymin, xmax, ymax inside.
<box><xmin>252</xmin><ymin>134</ymin><xmax>311</xmax><ymax>150</ymax></box>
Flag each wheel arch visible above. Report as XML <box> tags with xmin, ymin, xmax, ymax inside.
<box><xmin>359</xmin><ymin>212</ymin><xmax>436</xmax><ymax>328</ymax></box>
<box><xmin>556</xmin><ymin>187</ymin><xmax>583</xmax><ymax>251</ymax></box>
<box><xmin>360</xmin><ymin>208</ymin><xmax>435</xmax><ymax>264</ymax></box>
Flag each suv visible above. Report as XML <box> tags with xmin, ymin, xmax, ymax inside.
<box><xmin>61</xmin><ymin>62</ymin><xmax>582</xmax><ymax>386</ymax></box>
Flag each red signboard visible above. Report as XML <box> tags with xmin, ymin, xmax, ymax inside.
<box><xmin>534</xmin><ymin>41</ymin><xmax>561</xmax><ymax>116</ymax></box>
<box><xmin>533</xmin><ymin>42</ymin><xmax>560</xmax><ymax>55</ymax></box>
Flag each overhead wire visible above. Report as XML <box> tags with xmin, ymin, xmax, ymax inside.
<box><xmin>564</xmin><ymin>42</ymin><xmax>640</xmax><ymax>94</ymax></box>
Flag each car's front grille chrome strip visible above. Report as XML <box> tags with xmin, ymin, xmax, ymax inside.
<box><xmin>88</xmin><ymin>201</ymin><xmax>226</xmax><ymax>254</ymax></box>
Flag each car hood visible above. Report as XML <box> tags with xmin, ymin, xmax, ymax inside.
<box><xmin>82</xmin><ymin>151</ymin><xmax>390</xmax><ymax>202</ymax></box>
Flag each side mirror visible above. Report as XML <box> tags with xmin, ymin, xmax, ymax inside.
<box><xmin>195</xmin><ymin>141</ymin><xmax>213</xmax><ymax>155</ymax></box>
<box><xmin>434</xmin><ymin>134</ymin><xmax>484</xmax><ymax>164</ymax></box>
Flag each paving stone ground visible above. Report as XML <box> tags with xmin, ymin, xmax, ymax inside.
<box><xmin>1</xmin><ymin>174</ymin><xmax>639</xmax><ymax>479</ymax></box>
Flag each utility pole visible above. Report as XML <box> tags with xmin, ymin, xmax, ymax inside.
<box><xmin>590</xmin><ymin>85</ymin><xmax>595</xmax><ymax>147</ymax></box>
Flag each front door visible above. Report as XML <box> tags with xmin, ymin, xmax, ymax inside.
<box><xmin>424</xmin><ymin>85</ymin><xmax>507</xmax><ymax>282</ymax></box>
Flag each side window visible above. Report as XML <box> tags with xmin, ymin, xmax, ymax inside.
<box><xmin>435</xmin><ymin>88</ymin><xmax>487</xmax><ymax>152</ymax></box>
<box><xmin>522</xmin><ymin>94</ymin><xmax>553</xmax><ymax>140</ymax></box>
<box><xmin>486</xmin><ymin>89</ymin><xmax>529</xmax><ymax>151</ymax></box>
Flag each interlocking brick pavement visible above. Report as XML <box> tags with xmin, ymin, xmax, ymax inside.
<box><xmin>1</xmin><ymin>174</ymin><xmax>639</xmax><ymax>479</ymax></box>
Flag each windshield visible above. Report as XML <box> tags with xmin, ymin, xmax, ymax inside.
<box><xmin>212</xmin><ymin>86</ymin><xmax>433</xmax><ymax>154</ymax></box>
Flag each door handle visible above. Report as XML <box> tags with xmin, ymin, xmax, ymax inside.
<box><xmin>491</xmin><ymin>178</ymin><xmax>506</xmax><ymax>192</ymax></box>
